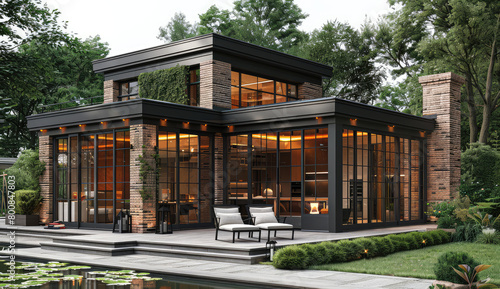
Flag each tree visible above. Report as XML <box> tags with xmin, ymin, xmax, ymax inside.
<box><xmin>159</xmin><ymin>0</ymin><xmax>308</xmax><ymax>53</ymax></box>
<box><xmin>0</xmin><ymin>36</ymin><xmax>109</xmax><ymax>157</ymax></box>
<box><xmin>158</xmin><ymin>12</ymin><xmax>199</xmax><ymax>43</ymax></box>
<box><xmin>304</xmin><ymin>21</ymin><xmax>384</xmax><ymax>103</ymax></box>
<box><xmin>4</xmin><ymin>149</ymin><xmax>45</xmax><ymax>191</ymax></box>
<box><xmin>384</xmin><ymin>0</ymin><xmax>500</xmax><ymax>144</ymax></box>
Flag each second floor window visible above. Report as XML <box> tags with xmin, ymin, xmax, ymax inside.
<box><xmin>231</xmin><ymin>71</ymin><xmax>299</xmax><ymax>109</ymax></box>
<box><xmin>187</xmin><ymin>68</ymin><xmax>200</xmax><ymax>106</ymax></box>
<box><xmin>119</xmin><ymin>80</ymin><xmax>139</xmax><ymax>101</ymax></box>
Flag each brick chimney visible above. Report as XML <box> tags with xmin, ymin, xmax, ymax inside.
<box><xmin>419</xmin><ymin>72</ymin><xmax>465</xmax><ymax>203</ymax></box>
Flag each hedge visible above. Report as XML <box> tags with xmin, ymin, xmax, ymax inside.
<box><xmin>272</xmin><ymin>230</ymin><xmax>452</xmax><ymax>269</ymax></box>
<box><xmin>138</xmin><ymin>65</ymin><xmax>190</xmax><ymax>104</ymax></box>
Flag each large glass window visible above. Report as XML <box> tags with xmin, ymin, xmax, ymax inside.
<box><xmin>188</xmin><ymin>68</ymin><xmax>200</xmax><ymax>106</ymax></box>
<box><xmin>55</xmin><ymin>130</ymin><xmax>130</xmax><ymax>225</ymax></box>
<box><xmin>342</xmin><ymin>129</ymin><xmax>424</xmax><ymax>225</ymax></box>
<box><xmin>226</xmin><ymin>128</ymin><xmax>328</xmax><ymax>218</ymax></box>
<box><xmin>158</xmin><ymin>132</ymin><xmax>212</xmax><ymax>226</ymax></box>
<box><xmin>231</xmin><ymin>71</ymin><xmax>299</xmax><ymax>108</ymax></box>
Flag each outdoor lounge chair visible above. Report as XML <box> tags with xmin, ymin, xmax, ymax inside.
<box><xmin>247</xmin><ymin>205</ymin><xmax>295</xmax><ymax>242</ymax></box>
<box><xmin>213</xmin><ymin>206</ymin><xmax>261</xmax><ymax>243</ymax></box>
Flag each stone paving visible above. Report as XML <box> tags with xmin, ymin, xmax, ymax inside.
<box><xmin>0</xmin><ymin>224</ymin><xmax>437</xmax><ymax>289</ymax></box>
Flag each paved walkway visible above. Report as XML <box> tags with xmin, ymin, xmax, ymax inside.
<box><xmin>10</xmin><ymin>246</ymin><xmax>432</xmax><ymax>289</ymax></box>
<box><xmin>0</xmin><ymin>224</ymin><xmax>436</xmax><ymax>289</ymax></box>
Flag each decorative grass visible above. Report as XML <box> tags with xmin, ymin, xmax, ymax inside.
<box><xmin>311</xmin><ymin>242</ymin><xmax>500</xmax><ymax>285</ymax></box>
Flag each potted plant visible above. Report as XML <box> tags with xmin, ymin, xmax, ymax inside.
<box><xmin>7</xmin><ymin>190</ymin><xmax>43</xmax><ymax>226</ymax></box>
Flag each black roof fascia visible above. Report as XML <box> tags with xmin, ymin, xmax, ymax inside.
<box><xmin>27</xmin><ymin>98</ymin><xmax>435</xmax><ymax>133</ymax></box>
<box><xmin>93</xmin><ymin>33</ymin><xmax>333</xmax><ymax>82</ymax></box>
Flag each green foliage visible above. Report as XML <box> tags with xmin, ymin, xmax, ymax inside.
<box><xmin>429</xmin><ymin>201</ymin><xmax>456</xmax><ymax>218</ymax></box>
<box><xmin>434</xmin><ymin>252</ymin><xmax>480</xmax><ymax>284</ymax></box>
<box><xmin>273</xmin><ymin>230</ymin><xmax>453</xmax><ymax>269</ymax></box>
<box><xmin>15</xmin><ymin>190</ymin><xmax>42</xmax><ymax>215</ymax></box>
<box><xmin>387</xmin><ymin>234</ymin><xmax>410</xmax><ymax>251</ymax></box>
<box><xmin>336</xmin><ymin>239</ymin><xmax>363</xmax><ymax>260</ymax></box>
<box><xmin>305</xmin><ymin>21</ymin><xmax>383</xmax><ymax>103</ymax></box>
<box><xmin>469</xmin><ymin>211</ymin><xmax>500</xmax><ymax>229</ymax></box>
<box><xmin>371</xmin><ymin>236</ymin><xmax>394</xmax><ymax>256</ymax></box>
<box><xmin>351</xmin><ymin>238</ymin><xmax>377</xmax><ymax>258</ymax></box>
<box><xmin>272</xmin><ymin>245</ymin><xmax>308</xmax><ymax>269</ymax></box>
<box><xmin>422</xmin><ymin>231</ymin><xmax>436</xmax><ymax>246</ymax></box>
<box><xmin>476</xmin><ymin>229</ymin><xmax>500</xmax><ymax>244</ymax></box>
<box><xmin>453</xmin><ymin>223</ymin><xmax>483</xmax><ymax>242</ymax></box>
<box><xmin>136</xmin><ymin>149</ymin><xmax>159</xmax><ymax>201</ymax></box>
<box><xmin>1</xmin><ymin>34</ymin><xmax>109</xmax><ymax>157</ymax></box>
<box><xmin>460</xmin><ymin>143</ymin><xmax>500</xmax><ymax>203</ymax></box>
<box><xmin>4</xmin><ymin>149</ymin><xmax>45</xmax><ymax>191</ymax></box>
<box><xmin>158</xmin><ymin>12</ymin><xmax>198</xmax><ymax>43</ymax></box>
<box><xmin>138</xmin><ymin>65</ymin><xmax>189</xmax><ymax>104</ymax></box>
<box><xmin>452</xmin><ymin>264</ymin><xmax>495</xmax><ymax>288</ymax></box>
<box><xmin>437</xmin><ymin>215</ymin><xmax>457</xmax><ymax>229</ymax></box>
<box><xmin>401</xmin><ymin>232</ymin><xmax>420</xmax><ymax>250</ymax></box>
<box><xmin>318</xmin><ymin>242</ymin><xmax>347</xmax><ymax>263</ymax></box>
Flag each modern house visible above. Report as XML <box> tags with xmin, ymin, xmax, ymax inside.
<box><xmin>27</xmin><ymin>33</ymin><xmax>464</xmax><ymax>233</ymax></box>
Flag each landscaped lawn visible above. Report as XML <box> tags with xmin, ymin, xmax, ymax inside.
<box><xmin>311</xmin><ymin>242</ymin><xmax>500</xmax><ymax>285</ymax></box>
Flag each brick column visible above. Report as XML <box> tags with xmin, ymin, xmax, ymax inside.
<box><xmin>103</xmin><ymin>80</ymin><xmax>119</xmax><ymax>103</ymax></box>
<box><xmin>39</xmin><ymin>135</ymin><xmax>53</xmax><ymax>224</ymax></box>
<box><xmin>419</xmin><ymin>72</ymin><xmax>465</xmax><ymax>203</ymax></box>
<box><xmin>214</xmin><ymin>134</ymin><xmax>224</xmax><ymax>204</ymax></box>
<box><xmin>199</xmin><ymin>60</ymin><xmax>231</xmax><ymax>110</ymax></box>
<box><xmin>129</xmin><ymin>124</ymin><xmax>157</xmax><ymax>233</ymax></box>
<box><xmin>298</xmin><ymin>82</ymin><xmax>322</xmax><ymax>100</ymax></box>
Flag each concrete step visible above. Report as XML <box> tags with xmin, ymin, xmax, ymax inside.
<box><xmin>52</xmin><ymin>238</ymin><xmax>137</xmax><ymax>249</ymax></box>
<box><xmin>40</xmin><ymin>242</ymin><xmax>134</xmax><ymax>256</ymax></box>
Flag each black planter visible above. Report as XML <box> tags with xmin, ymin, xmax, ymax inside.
<box><xmin>4</xmin><ymin>215</ymin><xmax>40</xmax><ymax>226</ymax></box>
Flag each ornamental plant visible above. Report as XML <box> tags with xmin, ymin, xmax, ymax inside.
<box><xmin>452</xmin><ymin>264</ymin><xmax>495</xmax><ymax>289</ymax></box>
<box><xmin>434</xmin><ymin>252</ymin><xmax>480</xmax><ymax>284</ymax></box>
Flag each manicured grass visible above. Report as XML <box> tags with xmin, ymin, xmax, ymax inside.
<box><xmin>311</xmin><ymin>242</ymin><xmax>500</xmax><ymax>285</ymax></box>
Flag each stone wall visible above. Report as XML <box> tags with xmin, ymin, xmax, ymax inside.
<box><xmin>298</xmin><ymin>82</ymin><xmax>322</xmax><ymax>100</ymax></box>
<box><xmin>38</xmin><ymin>135</ymin><xmax>53</xmax><ymax>224</ymax></box>
<box><xmin>129</xmin><ymin>124</ymin><xmax>158</xmax><ymax>233</ymax></box>
<box><xmin>199</xmin><ymin>60</ymin><xmax>232</xmax><ymax>110</ymax></box>
<box><xmin>419</xmin><ymin>72</ymin><xmax>465</xmax><ymax>203</ymax></box>
<box><xmin>103</xmin><ymin>80</ymin><xmax>119</xmax><ymax>104</ymax></box>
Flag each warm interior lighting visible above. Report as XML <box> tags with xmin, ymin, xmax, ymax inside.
<box><xmin>310</xmin><ymin>202</ymin><xmax>320</xmax><ymax>214</ymax></box>
<box><xmin>122</xmin><ymin>119</ymin><xmax>126</xmax><ymax>121</ymax></box>
<box><xmin>158</xmin><ymin>134</ymin><xmax>197</xmax><ymax>141</ymax></box>
<box><xmin>100</xmin><ymin>122</ymin><xmax>104</xmax><ymax>124</ymax></box>
<box><xmin>59</xmin><ymin>127</ymin><xmax>64</xmax><ymax>130</ymax></box>
<box><xmin>204</xmin><ymin>124</ymin><xmax>207</xmax><ymax>127</ymax></box>
<box><xmin>316</xmin><ymin>117</ymin><xmax>319</xmax><ymax>119</ymax></box>
<box><xmin>263</xmin><ymin>188</ymin><xmax>273</xmax><ymax>197</ymax></box>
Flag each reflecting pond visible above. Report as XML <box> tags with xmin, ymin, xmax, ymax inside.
<box><xmin>0</xmin><ymin>259</ymin><xmax>252</xmax><ymax>288</ymax></box>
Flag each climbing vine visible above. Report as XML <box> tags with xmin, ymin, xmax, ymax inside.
<box><xmin>138</xmin><ymin>65</ymin><xmax>189</xmax><ymax>104</ymax></box>
<box><xmin>136</xmin><ymin>145</ymin><xmax>159</xmax><ymax>201</ymax></box>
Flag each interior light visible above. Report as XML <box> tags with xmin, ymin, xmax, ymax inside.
<box><xmin>310</xmin><ymin>202</ymin><xmax>320</xmax><ymax>214</ymax></box>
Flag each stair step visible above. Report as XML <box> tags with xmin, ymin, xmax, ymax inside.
<box><xmin>134</xmin><ymin>247</ymin><xmax>267</xmax><ymax>264</ymax></box>
<box><xmin>40</xmin><ymin>242</ymin><xmax>134</xmax><ymax>256</ymax></box>
<box><xmin>53</xmin><ymin>238</ymin><xmax>137</xmax><ymax>248</ymax></box>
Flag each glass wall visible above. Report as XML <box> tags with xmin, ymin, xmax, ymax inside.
<box><xmin>231</xmin><ymin>71</ymin><xmax>299</xmax><ymax>108</ymax></box>
<box><xmin>226</xmin><ymin>128</ymin><xmax>328</xmax><ymax>217</ymax></box>
<box><xmin>342</xmin><ymin>129</ymin><xmax>424</xmax><ymax>226</ymax></box>
<box><xmin>54</xmin><ymin>130</ymin><xmax>130</xmax><ymax>225</ymax></box>
<box><xmin>158</xmin><ymin>132</ymin><xmax>212</xmax><ymax>226</ymax></box>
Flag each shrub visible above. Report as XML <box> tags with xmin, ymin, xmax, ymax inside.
<box><xmin>387</xmin><ymin>234</ymin><xmax>409</xmax><ymax>251</ymax></box>
<box><xmin>437</xmin><ymin>215</ymin><xmax>456</xmax><ymax>229</ymax></box>
<box><xmin>319</xmin><ymin>242</ymin><xmax>347</xmax><ymax>263</ymax></box>
<box><xmin>421</xmin><ymin>231</ymin><xmax>436</xmax><ymax>246</ymax></box>
<box><xmin>336</xmin><ymin>240</ymin><xmax>363</xmax><ymax>261</ymax></box>
<box><xmin>138</xmin><ymin>65</ymin><xmax>190</xmax><ymax>104</ymax></box>
<box><xmin>381</xmin><ymin>236</ymin><xmax>396</xmax><ymax>254</ymax></box>
<box><xmin>476</xmin><ymin>229</ymin><xmax>500</xmax><ymax>244</ymax></box>
<box><xmin>433</xmin><ymin>252</ymin><xmax>480</xmax><ymax>284</ymax></box>
<box><xmin>453</xmin><ymin>223</ymin><xmax>482</xmax><ymax>242</ymax></box>
<box><xmin>408</xmin><ymin>232</ymin><xmax>424</xmax><ymax>246</ymax></box>
<box><xmin>437</xmin><ymin>230</ymin><xmax>451</xmax><ymax>243</ymax></box>
<box><xmin>401</xmin><ymin>233</ymin><xmax>420</xmax><ymax>250</ymax></box>
<box><xmin>351</xmin><ymin>238</ymin><xmax>377</xmax><ymax>258</ymax></box>
<box><xmin>301</xmin><ymin>243</ymin><xmax>328</xmax><ymax>266</ymax></box>
<box><xmin>272</xmin><ymin>245</ymin><xmax>308</xmax><ymax>269</ymax></box>
<box><xmin>460</xmin><ymin>143</ymin><xmax>500</xmax><ymax>203</ymax></box>
<box><xmin>4</xmin><ymin>149</ymin><xmax>45</xmax><ymax>191</ymax></box>
<box><xmin>370</xmin><ymin>237</ymin><xmax>393</xmax><ymax>256</ymax></box>
<box><xmin>429</xmin><ymin>201</ymin><xmax>456</xmax><ymax>218</ymax></box>
<box><xmin>428</xmin><ymin>230</ymin><xmax>443</xmax><ymax>245</ymax></box>
<box><xmin>15</xmin><ymin>190</ymin><xmax>43</xmax><ymax>215</ymax></box>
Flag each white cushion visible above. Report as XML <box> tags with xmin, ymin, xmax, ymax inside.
<box><xmin>219</xmin><ymin>224</ymin><xmax>260</xmax><ymax>231</ymax></box>
<box><xmin>214</xmin><ymin>207</ymin><xmax>239</xmax><ymax>217</ymax></box>
<box><xmin>217</xmin><ymin>213</ymin><xmax>243</xmax><ymax>226</ymax></box>
<box><xmin>251</xmin><ymin>212</ymin><xmax>278</xmax><ymax>225</ymax></box>
<box><xmin>249</xmin><ymin>207</ymin><xmax>273</xmax><ymax>214</ymax></box>
<box><xmin>257</xmin><ymin>223</ymin><xmax>293</xmax><ymax>230</ymax></box>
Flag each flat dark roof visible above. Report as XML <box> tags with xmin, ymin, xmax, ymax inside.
<box><xmin>93</xmin><ymin>33</ymin><xmax>333</xmax><ymax>83</ymax></box>
<box><xmin>27</xmin><ymin>98</ymin><xmax>435</xmax><ymax>134</ymax></box>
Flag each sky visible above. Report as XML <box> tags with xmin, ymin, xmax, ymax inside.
<box><xmin>45</xmin><ymin>0</ymin><xmax>394</xmax><ymax>57</ymax></box>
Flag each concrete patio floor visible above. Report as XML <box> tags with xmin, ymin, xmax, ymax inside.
<box><xmin>0</xmin><ymin>223</ymin><xmax>437</xmax><ymax>289</ymax></box>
